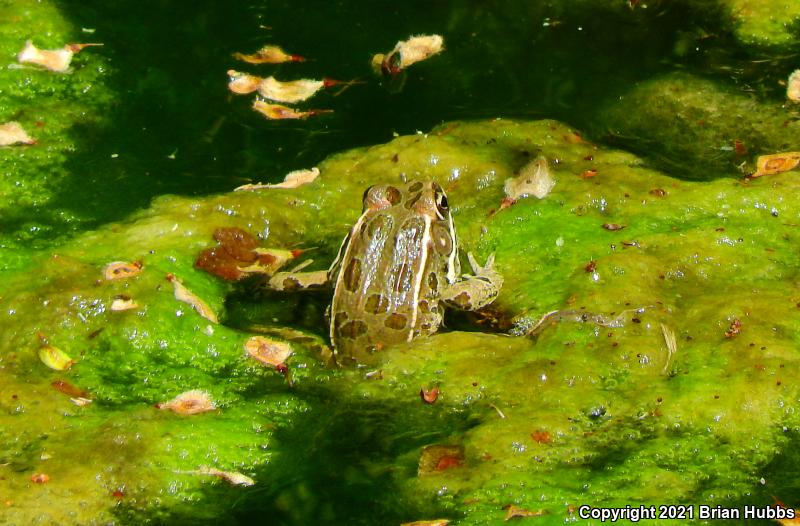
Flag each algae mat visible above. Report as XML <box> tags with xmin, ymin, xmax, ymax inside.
<box><xmin>1</xmin><ymin>119</ymin><xmax>799</xmax><ymax>524</ymax></box>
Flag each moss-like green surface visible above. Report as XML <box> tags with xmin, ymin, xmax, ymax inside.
<box><xmin>724</xmin><ymin>0</ymin><xmax>800</xmax><ymax>48</ymax></box>
<box><xmin>2</xmin><ymin>118</ymin><xmax>799</xmax><ymax>524</ymax></box>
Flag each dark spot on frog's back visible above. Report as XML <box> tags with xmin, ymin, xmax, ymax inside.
<box><xmin>384</xmin><ymin>312</ymin><xmax>408</xmax><ymax>330</ymax></box>
<box><xmin>338</xmin><ymin>320</ymin><xmax>368</xmax><ymax>338</ymax></box>
<box><xmin>365</xmin><ymin>293</ymin><xmax>389</xmax><ymax>314</ymax></box>
<box><xmin>452</xmin><ymin>292</ymin><xmax>472</xmax><ymax>309</ymax></box>
<box><xmin>385</xmin><ymin>186</ymin><xmax>402</xmax><ymax>205</ymax></box>
<box><xmin>364</xmin><ymin>214</ymin><xmax>393</xmax><ymax>238</ymax></box>
<box><xmin>343</xmin><ymin>258</ymin><xmax>362</xmax><ymax>292</ymax></box>
<box><xmin>407</xmin><ymin>181</ymin><xmax>423</xmax><ymax>193</ymax></box>
<box><xmin>428</xmin><ymin>272</ymin><xmax>438</xmax><ymax>291</ymax></box>
<box><xmin>404</xmin><ymin>192</ymin><xmax>421</xmax><ymax>210</ymax></box>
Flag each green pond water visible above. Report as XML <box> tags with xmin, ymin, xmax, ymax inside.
<box><xmin>1</xmin><ymin>1</ymin><xmax>800</xmax><ymax>525</ymax></box>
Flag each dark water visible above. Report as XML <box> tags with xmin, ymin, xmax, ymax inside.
<box><xmin>49</xmin><ymin>0</ymin><xmax>773</xmax><ymax>234</ymax></box>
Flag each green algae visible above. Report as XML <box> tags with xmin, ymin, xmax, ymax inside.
<box><xmin>0</xmin><ymin>0</ymin><xmax>114</xmax><ymax>262</ymax></box>
<box><xmin>723</xmin><ymin>0</ymin><xmax>800</xmax><ymax>48</ymax></box>
<box><xmin>1</xmin><ymin>118</ymin><xmax>800</xmax><ymax>524</ymax></box>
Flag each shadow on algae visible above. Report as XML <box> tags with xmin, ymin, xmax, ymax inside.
<box><xmin>1</xmin><ymin>1</ymin><xmax>800</xmax><ymax>525</ymax></box>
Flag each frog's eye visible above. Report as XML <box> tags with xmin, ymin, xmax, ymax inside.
<box><xmin>435</xmin><ymin>189</ymin><xmax>448</xmax><ymax>211</ymax></box>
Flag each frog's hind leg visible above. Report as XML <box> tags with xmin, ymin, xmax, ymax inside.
<box><xmin>441</xmin><ymin>253</ymin><xmax>503</xmax><ymax>311</ymax></box>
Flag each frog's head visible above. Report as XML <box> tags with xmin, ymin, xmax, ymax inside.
<box><xmin>361</xmin><ymin>181</ymin><xmax>450</xmax><ymax>222</ymax></box>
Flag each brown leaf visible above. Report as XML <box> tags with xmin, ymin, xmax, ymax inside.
<box><xmin>503</xmin><ymin>157</ymin><xmax>554</xmax><ymax>201</ymax></box>
<box><xmin>420</xmin><ymin>386</ymin><xmax>439</xmax><ymax>404</ymax></box>
<box><xmin>252</xmin><ymin>100</ymin><xmax>332</xmax><ymax>120</ymax></box>
<box><xmin>400</xmin><ymin>521</ymin><xmax>451</xmax><ymax>526</ymax></box>
<box><xmin>234</xmin><ymin>167</ymin><xmax>319</xmax><ymax>191</ymax></box>
<box><xmin>751</xmin><ymin>152</ymin><xmax>800</xmax><ymax>178</ymax></box>
<box><xmin>213</xmin><ymin>227</ymin><xmax>259</xmax><ymax>260</ymax></box>
<box><xmin>17</xmin><ymin>40</ymin><xmax>102</xmax><ymax>72</ymax></box>
<box><xmin>649</xmin><ymin>188</ymin><xmax>667</xmax><ymax>197</ymax></box>
<box><xmin>226</xmin><ymin>70</ymin><xmax>263</xmax><ymax>94</ymax></box>
<box><xmin>257</xmin><ymin>77</ymin><xmax>325</xmax><ymax>104</ymax></box>
<box><xmin>245</xmin><ymin>336</ymin><xmax>293</xmax><ymax>369</ymax></box>
<box><xmin>165</xmin><ymin>274</ymin><xmax>218</xmax><ymax>323</ymax></box>
<box><xmin>530</xmin><ymin>430</ymin><xmax>552</xmax><ymax>444</ymax></box>
<box><xmin>51</xmin><ymin>380</ymin><xmax>91</xmax><ymax>399</ymax></box>
<box><xmin>30</xmin><ymin>473</ymin><xmax>50</xmax><ymax>484</ymax></box>
<box><xmin>602</xmin><ymin>223</ymin><xmax>626</xmax><ymax>231</ymax></box>
<box><xmin>110</xmin><ymin>295</ymin><xmax>139</xmax><ymax>311</ymax></box>
<box><xmin>195</xmin><ymin>467</ymin><xmax>255</xmax><ymax>486</ymax></box>
<box><xmin>418</xmin><ymin>445</ymin><xmax>464</xmax><ymax>476</ymax></box>
<box><xmin>157</xmin><ymin>389</ymin><xmax>216</xmax><ymax>415</ymax></box>
<box><xmin>580</xmin><ymin>169</ymin><xmax>597</xmax><ymax>179</ymax></box>
<box><xmin>103</xmin><ymin>261</ymin><xmax>142</xmax><ymax>280</ymax></box>
<box><xmin>373</xmin><ymin>34</ymin><xmax>444</xmax><ymax>75</ymax></box>
<box><xmin>233</xmin><ymin>45</ymin><xmax>305</xmax><ymax>64</ymax></box>
<box><xmin>503</xmin><ymin>505</ymin><xmax>546</xmax><ymax>521</ymax></box>
<box><xmin>0</xmin><ymin>121</ymin><xmax>35</xmax><ymax>146</ymax></box>
<box><xmin>724</xmin><ymin>318</ymin><xmax>742</xmax><ymax>339</ymax></box>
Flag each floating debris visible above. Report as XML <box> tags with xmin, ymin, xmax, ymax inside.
<box><xmin>226</xmin><ymin>70</ymin><xmax>263</xmax><ymax>94</ymax></box>
<box><xmin>418</xmin><ymin>445</ymin><xmax>464</xmax><ymax>476</ymax></box>
<box><xmin>788</xmin><ymin>69</ymin><xmax>800</xmax><ymax>102</ymax></box>
<box><xmin>401</xmin><ymin>521</ymin><xmax>450</xmax><ymax>526</ymax></box>
<box><xmin>17</xmin><ymin>40</ymin><xmax>102</xmax><ymax>72</ymax></box>
<box><xmin>51</xmin><ymin>380</ymin><xmax>91</xmax><ymax>399</ymax></box>
<box><xmin>245</xmin><ymin>336</ymin><xmax>293</xmax><ymax>369</ymax></box>
<box><xmin>502</xmin><ymin>156</ymin><xmax>555</xmax><ymax>208</ymax></box>
<box><xmin>234</xmin><ymin>167</ymin><xmax>320</xmax><ymax>191</ymax></box>
<box><xmin>110</xmin><ymin>295</ymin><xmax>139</xmax><ymax>311</ymax></box>
<box><xmin>38</xmin><ymin>344</ymin><xmax>75</xmax><ymax>371</ymax></box>
<box><xmin>257</xmin><ymin>77</ymin><xmax>325</xmax><ymax>103</ymax></box>
<box><xmin>724</xmin><ymin>318</ymin><xmax>742</xmax><ymax>339</ymax></box>
<box><xmin>157</xmin><ymin>389</ymin><xmax>216</xmax><ymax>415</ymax></box>
<box><xmin>530</xmin><ymin>430</ymin><xmax>552</xmax><ymax>444</ymax></box>
<box><xmin>252</xmin><ymin>100</ymin><xmax>332</xmax><ymax>120</ymax></box>
<box><xmin>30</xmin><ymin>473</ymin><xmax>50</xmax><ymax>484</ymax></box>
<box><xmin>751</xmin><ymin>151</ymin><xmax>800</xmax><ymax>178</ymax></box>
<box><xmin>165</xmin><ymin>274</ymin><xmax>219</xmax><ymax>323</ymax></box>
<box><xmin>233</xmin><ymin>45</ymin><xmax>304</xmax><ymax>64</ymax></box>
<box><xmin>660</xmin><ymin>323</ymin><xmax>677</xmax><ymax>373</ymax></box>
<box><xmin>195</xmin><ymin>227</ymin><xmax>298</xmax><ymax>280</ymax></box>
<box><xmin>180</xmin><ymin>467</ymin><xmax>255</xmax><ymax>486</ymax></box>
<box><xmin>372</xmin><ymin>34</ymin><xmax>444</xmax><ymax>75</ymax></box>
<box><xmin>420</xmin><ymin>386</ymin><xmax>439</xmax><ymax>404</ymax></box>
<box><xmin>602</xmin><ymin>223</ymin><xmax>626</xmax><ymax>231</ymax></box>
<box><xmin>0</xmin><ymin>121</ymin><xmax>35</xmax><ymax>146</ymax></box>
<box><xmin>103</xmin><ymin>261</ymin><xmax>142</xmax><ymax>281</ymax></box>
<box><xmin>502</xmin><ymin>505</ymin><xmax>546</xmax><ymax>521</ymax></box>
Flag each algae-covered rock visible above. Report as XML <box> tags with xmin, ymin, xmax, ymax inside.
<box><xmin>597</xmin><ymin>72</ymin><xmax>800</xmax><ymax>179</ymax></box>
<box><xmin>723</xmin><ymin>0</ymin><xmax>800</xmax><ymax>48</ymax></box>
<box><xmin>2</xmin><ymin>119</ymin><xmax>800</xmax><ymax>524</ymax></box>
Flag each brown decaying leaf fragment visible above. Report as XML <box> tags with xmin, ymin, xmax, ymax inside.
<box><xmin>530</xmin><ymin>430</ymin><xmax>552</xmax><ymax>444</ymax></box>
<box><xmin>420</xmin><ymin>386</ymin><xmax>439</xmax><ymax>404</ymax></box>
<box><xmin>373</xmin><ymin>34</ymin><xmax>444</xmax><ymax>75</ymax></box>
<box><xmin>724</xmin><ymin>318</ymin><xmax>742</xmax><ymax>339</ymax></box>
<box><xmin>787</xmin><ymin>69</ymin><xmax>800</xmax><ymax>102</ymax></box>
<box><xmin>234</xmin><ymin>167</ymin><xmax>319</xmax><ymax>191</ymax></box>
<box><xmin>751</xmin><ymin>152</ymin><xmax>800</xmax><ymax>178</ymax></box>
<box><xmin>156</xmin><ymin>389</ymin><xmax>216</xmax><ymax>415</ymax></box>
<box><xmin>195</xmin><ymin>227</ymin><xmax>298</xmax><ymax>280</ymax></box>
<box><xmin>195</xmin><ymin>467</ymin><xmax>255</xmax><ymax>486</ymax></box>
<box><xmin>165</xmin><ymin>274</ymin><xmax>218</xmax><ymax>323</ymax></box>
<box><xmin>418</xmin><ymin>445</ymin><xmax>465</xmax><ymax>476</ymax></box>
<box><xmin>256</xmin><ymin>77</ymin><xmax>325</xmax><ymax>104</ymax></box>
<box><xmin>30</xmin><ymin>473</ymin><xmax>50</xmax><ymax>484</ymax></box>
<box><xmin>0</xmin><ymin>121</ymin><xmax>35</xmax><ymax>146</ymax></box>
<box><xmin>252</xmin><ymin>100</ymin><xmax>332</xmax><ymax>120</ymax></box>
<box><xmin>602</xmin><ymin>223</ymin><xmax>626</xmax><ymax>231</ymax></box>
<box><xmin>245</xmin><ymin>336</ymin><xmax>293</xmax><ymax>369</ymax></box>
<box><xmin>17</xmin><ymin>40</ymin><xmax>102</xmax><ymax>72</ymax></box>
<box><xmin>51</xmin><ymin>380</ymin><xmax>91</xmax><ymax>399</ymax></box>
<box><xmin>233</xmin><ymin>45</ymin><xmax>305</xmax><ymax>64</ymax></box>
<box><xmin>110</xmin><ymin>295</ymin><xmax>139</xmax><ymax>311</ymax></box>
<box><xmin>502</xmin><ymin>505</ymin><xmax>546</xmax><ymax>521</ymax></box>
<box><xmin>103</xmin><ymin>261</ymin><xmax>142</xmax><ymax>281</ymax></box>
<box><xmin>226</xmin><ymin>70</ymin><xmax>262</xmax><ymax>94</ymax></box>
<box><xmin>400</xmin><ymin>521</ymin><xmax>451</xmax><ymax>526</ymax></box>
<box><xmin>504</xmin><ymin>157</ymin><xmax>555</xmax><ymax>202</ymax></box>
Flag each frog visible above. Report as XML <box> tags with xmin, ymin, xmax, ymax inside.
<box><xmin>267</xmin><ymin>180</ymin><xmax>503</xmax><ymax>366</ymax></box>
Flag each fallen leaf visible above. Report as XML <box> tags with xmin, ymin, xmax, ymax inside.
<box><xmin>30</xmin><ymin>473</ymin><xmax>50</xmax><ymax>484</ymax></box>
<box><xmin>233</xmin><ymin>45</ymin><xmax>304</xmax><ymax>64</ymax></box>
<box><xmin>157</xmin><ymin>389</ymin><xmax>216</xmax><ymax>415</ymax></box>
<box><xmin>503</xmin><ymin>504</ymin><xmax>546</xmax><ymax>521</ymax></box>
<box><xmin>51</xmin><ymin>380</ymin><xmax>91</xmax><ymax>399</ymax></box>
<box><xmin>103</xmin><ymin>261</ymin><xmax>142</xmax><ymax>281</ymax></box>
<box><xmin>245</xmin><ymin>336</ymin><xmax>293</xmax><ymax>368</ymax></box>
<box><xmin>503</xmin><ymin>157</ymin><xmax>554</xmax><ymax>203</ymax></box>
<box><xmin>530</xmin><ymin>430</ymin><xmax>552</xmax><ymax>444</ymax></box>
<box><xmin>751</xmin><ymin>152</ymin><xmax>800</xmax><ymax>178</ymax></box>
<box><xmin>252</xmin><ymin>100</ymin><xmax>332</xmax><ymax>120</ymax></box>
<box><xmin>788</xmin><ymin>69</ymin><xmax>800</xmax><ymax>102</ymax></box>
<box><xmin>165</xmin><ymin>273</ymin><xmax>218</xmax><ymax>323</ymax></box>
<box><xmin>235</xmin><ymin>167</ymin><xmax>320</xmax><ymax>191</ymax></box>
<box><xmin>212</xmin><ymin>227</ymin><xmax>259</xmax><ymax>260</ymax></box>
<box><xmin>373</xmin><ymin>34</ymin><xmax>444</xmax><ymax>75</ymax></box>
<box><xmin>584</xmin><ymin>261</ymin><xmax>596</xmax><ymax>273</ymax></box>
<box><xmin>17</xmin><ymin>40</ymin><xmax>102</xmax><ymax>72</ymax></box>
<box><xmin>401</xmin><ymin>521</ymin><xmax>450</xmax><ymax>526</ymax></box>
<box><xmin>649</xmin><ymin>188</ymin><xmax>667</xmax><ymax>197</ymax></box>
<box><xmin>420</xmin><ymin>386</ymin><xmax>439</xmax><ymax>404</ymax></box>
<box><xmin>226</xmin><ymin>69</ymin><xmax>263</xmax><ymax>94</ymax></box>
<box><xmin>602</xmin><ymin>223</ymin><xmax>626</xmax><ymax>231</ymax></box>
<box><xmin>183</xmin><ymin>467</ymin><xmax>255</xmax><ymax>486</ymax></box>
<box><xmin>418</xmin><ymin>445</ymin><xmax>464</xmax><ymax>476</ymax></box>
<box><xmin>580</xmin><ymin>169</ymin><xmax>597</xmax><ymax>179</ymax></box>
<box><xmin>238</xmin><ymin>248</ymin><xmax>298</xmax><ymax>275</ymax></box>
<box><xmin>0</xmin><ymin>121</ymin><xmax>35</xmax><ymax>146</ymax></box>
<box><xmin>110</xmin><ymin>295</ymin><xmax>139</xmax><ymax>311</ymax></box>
<box><xmin>38</xmin><ymin>344</ymin><xmax>75</xmax><ymax>371</ymax></box>
<box><xmin>257</xmin><ymin>77</ymin><xmax>325</xmax><ymax>103</ymax></box>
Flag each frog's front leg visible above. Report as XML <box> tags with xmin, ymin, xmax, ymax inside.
<box><xmin>268</xmin><ymin>269</ymin><xmax>330</xmax><ymax>291</ymax></box>
<box><xmin>441</xmin><ymin>253</ymin><xmax>503</xmax><ymax>311</ymax></box>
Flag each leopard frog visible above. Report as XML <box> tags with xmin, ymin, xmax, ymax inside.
<box><xmin>268</xmin><ymin>181</ymin><xmax>503</xmax><ymax>365</ymax></box>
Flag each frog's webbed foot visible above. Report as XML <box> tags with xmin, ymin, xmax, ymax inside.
<box><xmin>441</xmin><ymin>252</ymin><xmax>503</xmax><ymax>311</ymax></box>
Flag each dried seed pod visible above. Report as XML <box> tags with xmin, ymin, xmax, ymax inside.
<box><xmin>38</xmin><ymin>344</ymin><xmax>75</xmax><ymax>371</ymax></box>
<box><xmin>374</xmin><ymin>34</ymin><xmax>444</xmax><ymax>75</ymax></box>
<box><xmin>233</xmin><ymin>45</ymin><xmax>304</xmax><ymax>64</ymax></box>
<box><xmin>0</xmin><ymin>121</ymin><xmax>35</xmax><ymax>146</ymax></box>
<box><xmin>165</xmin><ymin>274</ymin><xmax>218</xmax><ymax>324</ymax></box>
<box><xmin>226</xmin><ymin>69</ymin><xmax>263</xmax><ymax>94</ymax></box>
<box><xmin>157</xmin><ymin>389</ymin><xmax>216</xmax><ymax>415</ymax></box>
<box><xmin>257</xmin><ymin>77</ymin><xmax>325</xmax><ymax>104</ymax></box>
